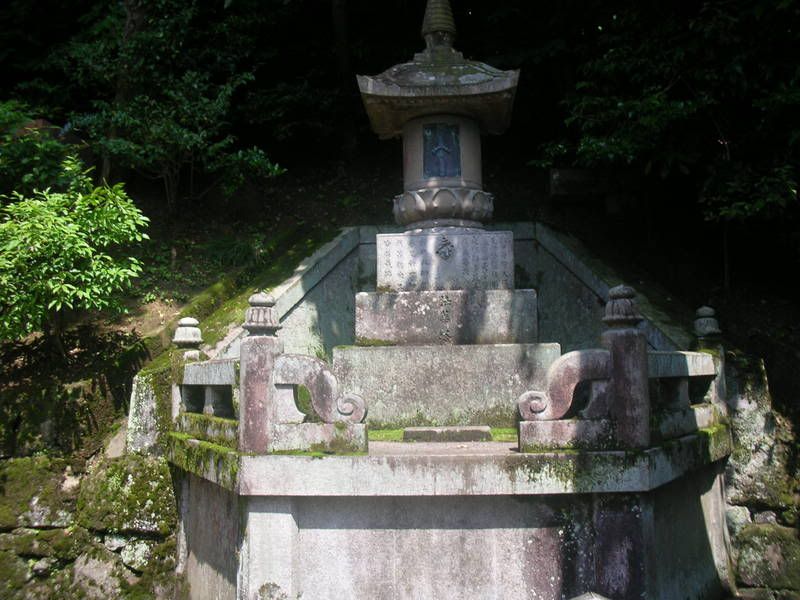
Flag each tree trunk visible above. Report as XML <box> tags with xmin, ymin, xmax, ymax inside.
<box><xmin>103</xmin><ymin>0</ymin><xmax>147</xmax><ymax>183</ymax></box>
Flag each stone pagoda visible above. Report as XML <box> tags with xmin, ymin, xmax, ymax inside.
<box><xmin>157</xmin><ymin>2</ymin><xmax>736</xmax><ymax>598</ymax></box>
<box><xmin>330</xmin><ymin>0</ymin><xmax>542</xmax><ymax>429</ymax></box>
<box><xmin>358</xmin><ymin>0</ymin><xmax>519</xmax><ymax>290</ymax></box>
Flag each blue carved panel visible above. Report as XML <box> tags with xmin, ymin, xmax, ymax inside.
<box><xmin>423</xmin><ymin>123</ymin><xmax>461</xmax><ymax>179</ymax></box>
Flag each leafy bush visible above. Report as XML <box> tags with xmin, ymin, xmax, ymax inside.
<box><xmin>0</xmin><ymin>100</ymin><xmax>74</xmax><ymax>198</ymax></box>
<box><xmin>0</xmin><ymin>157</ymin><xmax>149</xmax><ymax>348</ymax></box>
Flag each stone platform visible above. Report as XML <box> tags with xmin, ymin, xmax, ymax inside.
<box><xmin>332</xmin><ymin>343</ymin><xmax>560</xmax><ymax>427</ymax></box>
<box><xmin>355</xmin><ymin>289</ymin><xmax>537</xmax><ymax>345</ymax></box>
<box><xmin>171</xmin><ymin>427</ymin><xmax>733</xmax><ymax>600</ymax></box>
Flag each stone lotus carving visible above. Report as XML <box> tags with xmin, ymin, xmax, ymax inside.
<box><xmin>393</xmin><ymin>186</ymin><xmax>493</xmax><ymax>226</ymax></box>
<box><xmin>518</xmin><ymin>349</ymin><xmax>611</xmax><ymax>421</ymax></box>
<box><xmin>273</xmin><ymin>354</ymin><xmax>366</xmax><ymax>424</ymax></box>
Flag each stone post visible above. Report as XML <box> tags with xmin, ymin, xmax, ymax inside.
<box><xmin>173</xmin><ymin>317</ymin><xmax>203</xmax><ymax>362</ymax></box>
<box><xmin>601</xmin><ymin>285</ymin><xmax>650</xmax><ymax>449</ymax></box>
<box><xmin>694</xmin><ymin>306</ymin><xmax>727</xmax><ymax>411</ymax></box>
<box><xmin>239</xmin><ymin>292</ymin><xmax>283</xmax><ymax>454</ymax></box>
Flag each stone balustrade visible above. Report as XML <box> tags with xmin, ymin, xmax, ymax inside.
<box><xmin>517</xmin><ymin>286</ymin><xmax>725</xmax><ymax>452</ymax></box>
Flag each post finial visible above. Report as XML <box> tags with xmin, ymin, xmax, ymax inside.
<box><xmin>244</xmin><ymin>291</ymin><xmax>280</xmax><ymax>335</ymax></box>
<box><xmin>694</xmin><ymin>306</ymin><xmax>721</xmax><ymax>338</ymax></box>
<box><xmin>421</xmin><ymin>0</ymin><xmax>457</xmax><ymax>49</ymax></box>
<box><xmin>603</xmin><ymin>285</ymin><xmax>643</xmax><ymax>328</ymax></box>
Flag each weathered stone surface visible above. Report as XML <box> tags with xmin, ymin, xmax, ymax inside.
<box><xmin>234</xmin><ymin>427</ymin><xmax>732</xmax><ymax>497</ymax></box>
<box><xmin>653</xmin><ymin>403</ymin><xmax>717</xmax><ymax>441</ymax></box>
<box><xmin>126</xmin><ymin>373</ymin><xmax>161</xmax><ymax>455</ymax></box>
<box><xmin>333</xmin><ymin>343</ymin><xmax>561</xmax><ymax>427</ymax></box>
<box><xmin>0</xmin><ymin>457</ymin><xmax>76</xmax><ymax>530</ymax></box>
<box><xmin>518</xmin><ymin>420</ymin><xmax>613</xmax><ymax>451</ymax></box>
<box><xmin>182</xmin><ymin>359</ymin><xmax>236</xmax><ymax>386</ymax></box>
<box><xmin>376</xmin><ymin>229</ymin><xmax>513</xmax><ymax>291</ymax></box>
<box><xmin>755</xmin><ymin>511</ymin><xmax>779</xmax><ymax>525</ymax></box>
<box><xmin>31</xmin><ymin>556</ymin><xmax>56</xmax><ymax>577</ymax></box>
<box><xmin>104</xmin><ymin>533</ymin><xmax>127</xmax><ymax>552</ymax></box>
<box><xmin>121</xmin><ymin>539</ymin><xmax>155</xmax><ymax>571</ymax></box>
<box><xmin>727</xmin><ymin>505</ymin><xmax>752</xmax><ymax>538</ymax></box>
<box><xmin>736</xmin><ymin>524</ymin><xmax>800</xmax><ymax>590</ymax></box>
<box><xmin>173</xmin><ymin>317</ymin><xmax>203</xmax><ymax>348</ymax></box>
<box><xmin>403</xmin><ymin>426</ymin><xmax>491</xmax><ymax>442</ymax></box>
<box><xmin>71</xmin><ymin>546</ymin><xmax>135</xmax><ymax>599</ymax></box>
<box><xmin>355</xmin><ymin>289</ymin><xmax>537</xmax><ymax>345</ymax></box>
<box><xmin>177</xmin><ymin>413</ymin><xmax>238</xmax><ymax>449</ymax></box>
<box><xmin>270</xmin><ymin>423</ymin><xmax>367</xmax><ymax>453</ymax></box>
<box><xmin>648</xmin><ymin>351</ymin><xmax>716</xmax><ymax>378</ymax></box>
<box><xmin>519</xmin><ymin>348</ymin><xmax>609</xmax><ymax>421</ymax></box>
<box><xmin>725</xmin><ymin>356</ymin><xmax>797</xmax><ymax>509</ymax></box>
<box><xmin>273</xmin><ymin>354</ymin><xmax>366</xmax><ymax>424</ymax></box>
<box><xmin>77</xmin><ymin>455</ymin><xmax>176</xmax><ymax>536</ymax></box>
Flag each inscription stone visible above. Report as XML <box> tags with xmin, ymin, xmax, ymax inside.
<box><xmin>376</xmin><ymin>229</ymin><xmax>514</xmax><ymax>291</ymax></box>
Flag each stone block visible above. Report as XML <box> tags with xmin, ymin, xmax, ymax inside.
<box><xmin>736</xmin><ymin>524</ymin><xmax>800</xmax><ymax>590</ymax></box>
<box><xmin>403</xmin><ymin>426</ymin><xmax>492</xmax><ymax>442</ymax></box>
<box><xmin>648</xmin><ymin>351</ymin><xmax>716</xmax><ymax>378</ymax></box>
<box><xmin>653</xmin><ymin>403</ymin><xmax>717</xmax><ymax>441</ymax></box>
<box><xmin>333</xmin><ymin>343</ymin><xmax>560</xmax><ymax>427</ymax></box>
<box><xmin>518</xmin><ymin>420</ymin><xmax>613</xmax><ymax>451</ymax></box>
<box><xmin>376</xmin><ymin>228</ymin><xmax>514</xmax><ymax>291</ymax></box>
<box><xmin>182</xmin><ymin>359</ymin><xmax>237</xmax><ymax>386</ymax></box>
<box><xmin>355</xmin><ymin>289</ymin><xmax>537</xmax><ymax>345</ymax></box>
<box><xmin>270</xmin><ymin>423</ymin><xmax>367</xmax><ymax>453</ymax></box>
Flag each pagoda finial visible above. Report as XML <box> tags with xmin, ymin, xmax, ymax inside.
<box><xmin>421</xmin><ymin>0</ymin><xmax>457</xmax><ymax>49</ymax></box>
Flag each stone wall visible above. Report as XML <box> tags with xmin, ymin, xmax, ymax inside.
<box><xmin>0</xmin><ymin>451</ymin><xmax>184</xmax><ymax>599</ymax></box>
<box><xmin>723</xmin><ymin>353</ymin><xmax>800</xmax><ymax>599</ymax></box>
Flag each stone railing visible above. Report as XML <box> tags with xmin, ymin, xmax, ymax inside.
<box><xmin>517</xmin><ymin>285</ymin><xmax>723</xmax><ymax>452</ymax></box>
<box><xmin>171</xmin><ymin>295</ymin><xmax>367</xmax><ymax>455</ymax></box>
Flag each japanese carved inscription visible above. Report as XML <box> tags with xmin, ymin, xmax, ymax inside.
<box><xmin>376</xmin><ymin>230</ymin><xmax>514</xmax><ymax>291</ymax></box>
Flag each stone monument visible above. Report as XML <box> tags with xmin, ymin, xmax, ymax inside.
<box><xmin>160</xmin><ymin>2</ymin><xmax>737</xmax><ymax>598</ymax></box>
<box><xmin>333</xmin><ymin>0</ymin><xmax>549</xmax><ymax>428</ymax></box>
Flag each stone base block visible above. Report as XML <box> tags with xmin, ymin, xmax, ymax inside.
<box><xmin>653</xmin><ymin>403</ymin><xmax>717</xmax><ymax>442</ymax></box>
<box><xmin>518</xmin><ymin>419</ymin><xmax>614</xmax><ymax>452</ymax></box>
<box><xmin>403</xmin><ymin>426</ymin><xmax>492</xmax><ymax>442</ymax></box>
<box><xmin>355</xmin><ymin>289</ymin><xmax>537</xmax><ymax>345</ymax></box>
<box><xmin>270</xmin><ymin>423</ymin><xmax>367</xmax><ymax>453</ymax></box>
<box><xmin>376</xmin><ymin>228</ymin><xmax>513</xmax><ymax>291</ymax></box>
<box><xmin>332</xmin><ymin>343</ymin><xmax>561</xmax><ymax>427</ymax></box>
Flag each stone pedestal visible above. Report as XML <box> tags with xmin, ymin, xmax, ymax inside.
<box><xmin>376</xmin><ymin>228</ymin><xmax>513</xmax><ymax>291</ymax></box>
<box><xmin>355</xmin><ymin>289</ymin><xmax>537</xmax><ymax>345</ymax></box>
<box><xmin>333</xmin><ymin>343</ymin><xmax>560</xmax><ymax>427</ymax></box>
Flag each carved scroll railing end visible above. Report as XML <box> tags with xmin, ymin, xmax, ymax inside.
<box><xmin>517</xmin><ymin>349</ymin><xmax>611</xmax><ymax>422</ymax></box>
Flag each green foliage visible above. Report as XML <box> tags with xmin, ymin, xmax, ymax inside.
<box><xmin>0</xmin><ymin>157</ymin><xmax>149</xmax><ymax>342</ymax></box>
<box><xmin>0</xmin><ymin>100</ymin><xmax>74</xmax><ymax>197</ymax></box>
<box><xmin>64</xmin><ymin>0</ymin><xmax>285</xmax><ymax>209</ymax></box>
<box><xmin>534</xmin><ymin>0</ymin><xmax>800</xmax><ymax>222</ymax></box>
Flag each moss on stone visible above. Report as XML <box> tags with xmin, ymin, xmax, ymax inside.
<box><xmin>366</xmin><ymin>404</ymin><xmax>517</xmax><ymax>430</ymax></box>
<box><xmin>166</xmin><ymin>432</ymin><xmax>240</xmax><ymax>490</ymax></box>
<box><xmin>354</xmin><ymin>337</ymin><xmax>395</xmax><ymax>347</ymax></box>
<box><xmin>0</xmin><ymin>549</ymin><xmax>29</xmax><ymax>597</ymax></box>
<box><xmin>0</xmin><ymin>456</ymin><xmax>76</xmax><ymax>531</ymax></box>
<box><xmin>76</xmin><ymin>454</ymin><xmax>176</xmax><ymax>536</ymax></box>
<box><xmin>177</xmin><ymin>413</ymin><xmax>238</xmax><ymax>449</ymax></box>
<box><xmin>736</xmin><ymin>523</ymin><xmax>800</xmax><ymax>590</ymax></box>
<box><xmin>367</xmin><ymin>429</ymin><xmax>404</xmax><ymax>442</ymax></box>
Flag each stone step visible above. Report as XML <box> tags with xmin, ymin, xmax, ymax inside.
<box><xmin>403</xmin><ymin>426</ymin><xmax>492</xmax><ymax>442</ymax></box>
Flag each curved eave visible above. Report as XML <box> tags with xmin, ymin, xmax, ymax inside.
<box><xmin>357</xmin><ymin>70</ymin><xmax>519</xmax><ymax>139</ymax></box>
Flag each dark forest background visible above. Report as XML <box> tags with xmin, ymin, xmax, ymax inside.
<box><xmin>1</xmin><ymin>0</ymin><xmax>798</xmax><ymax>405</ymax></box>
